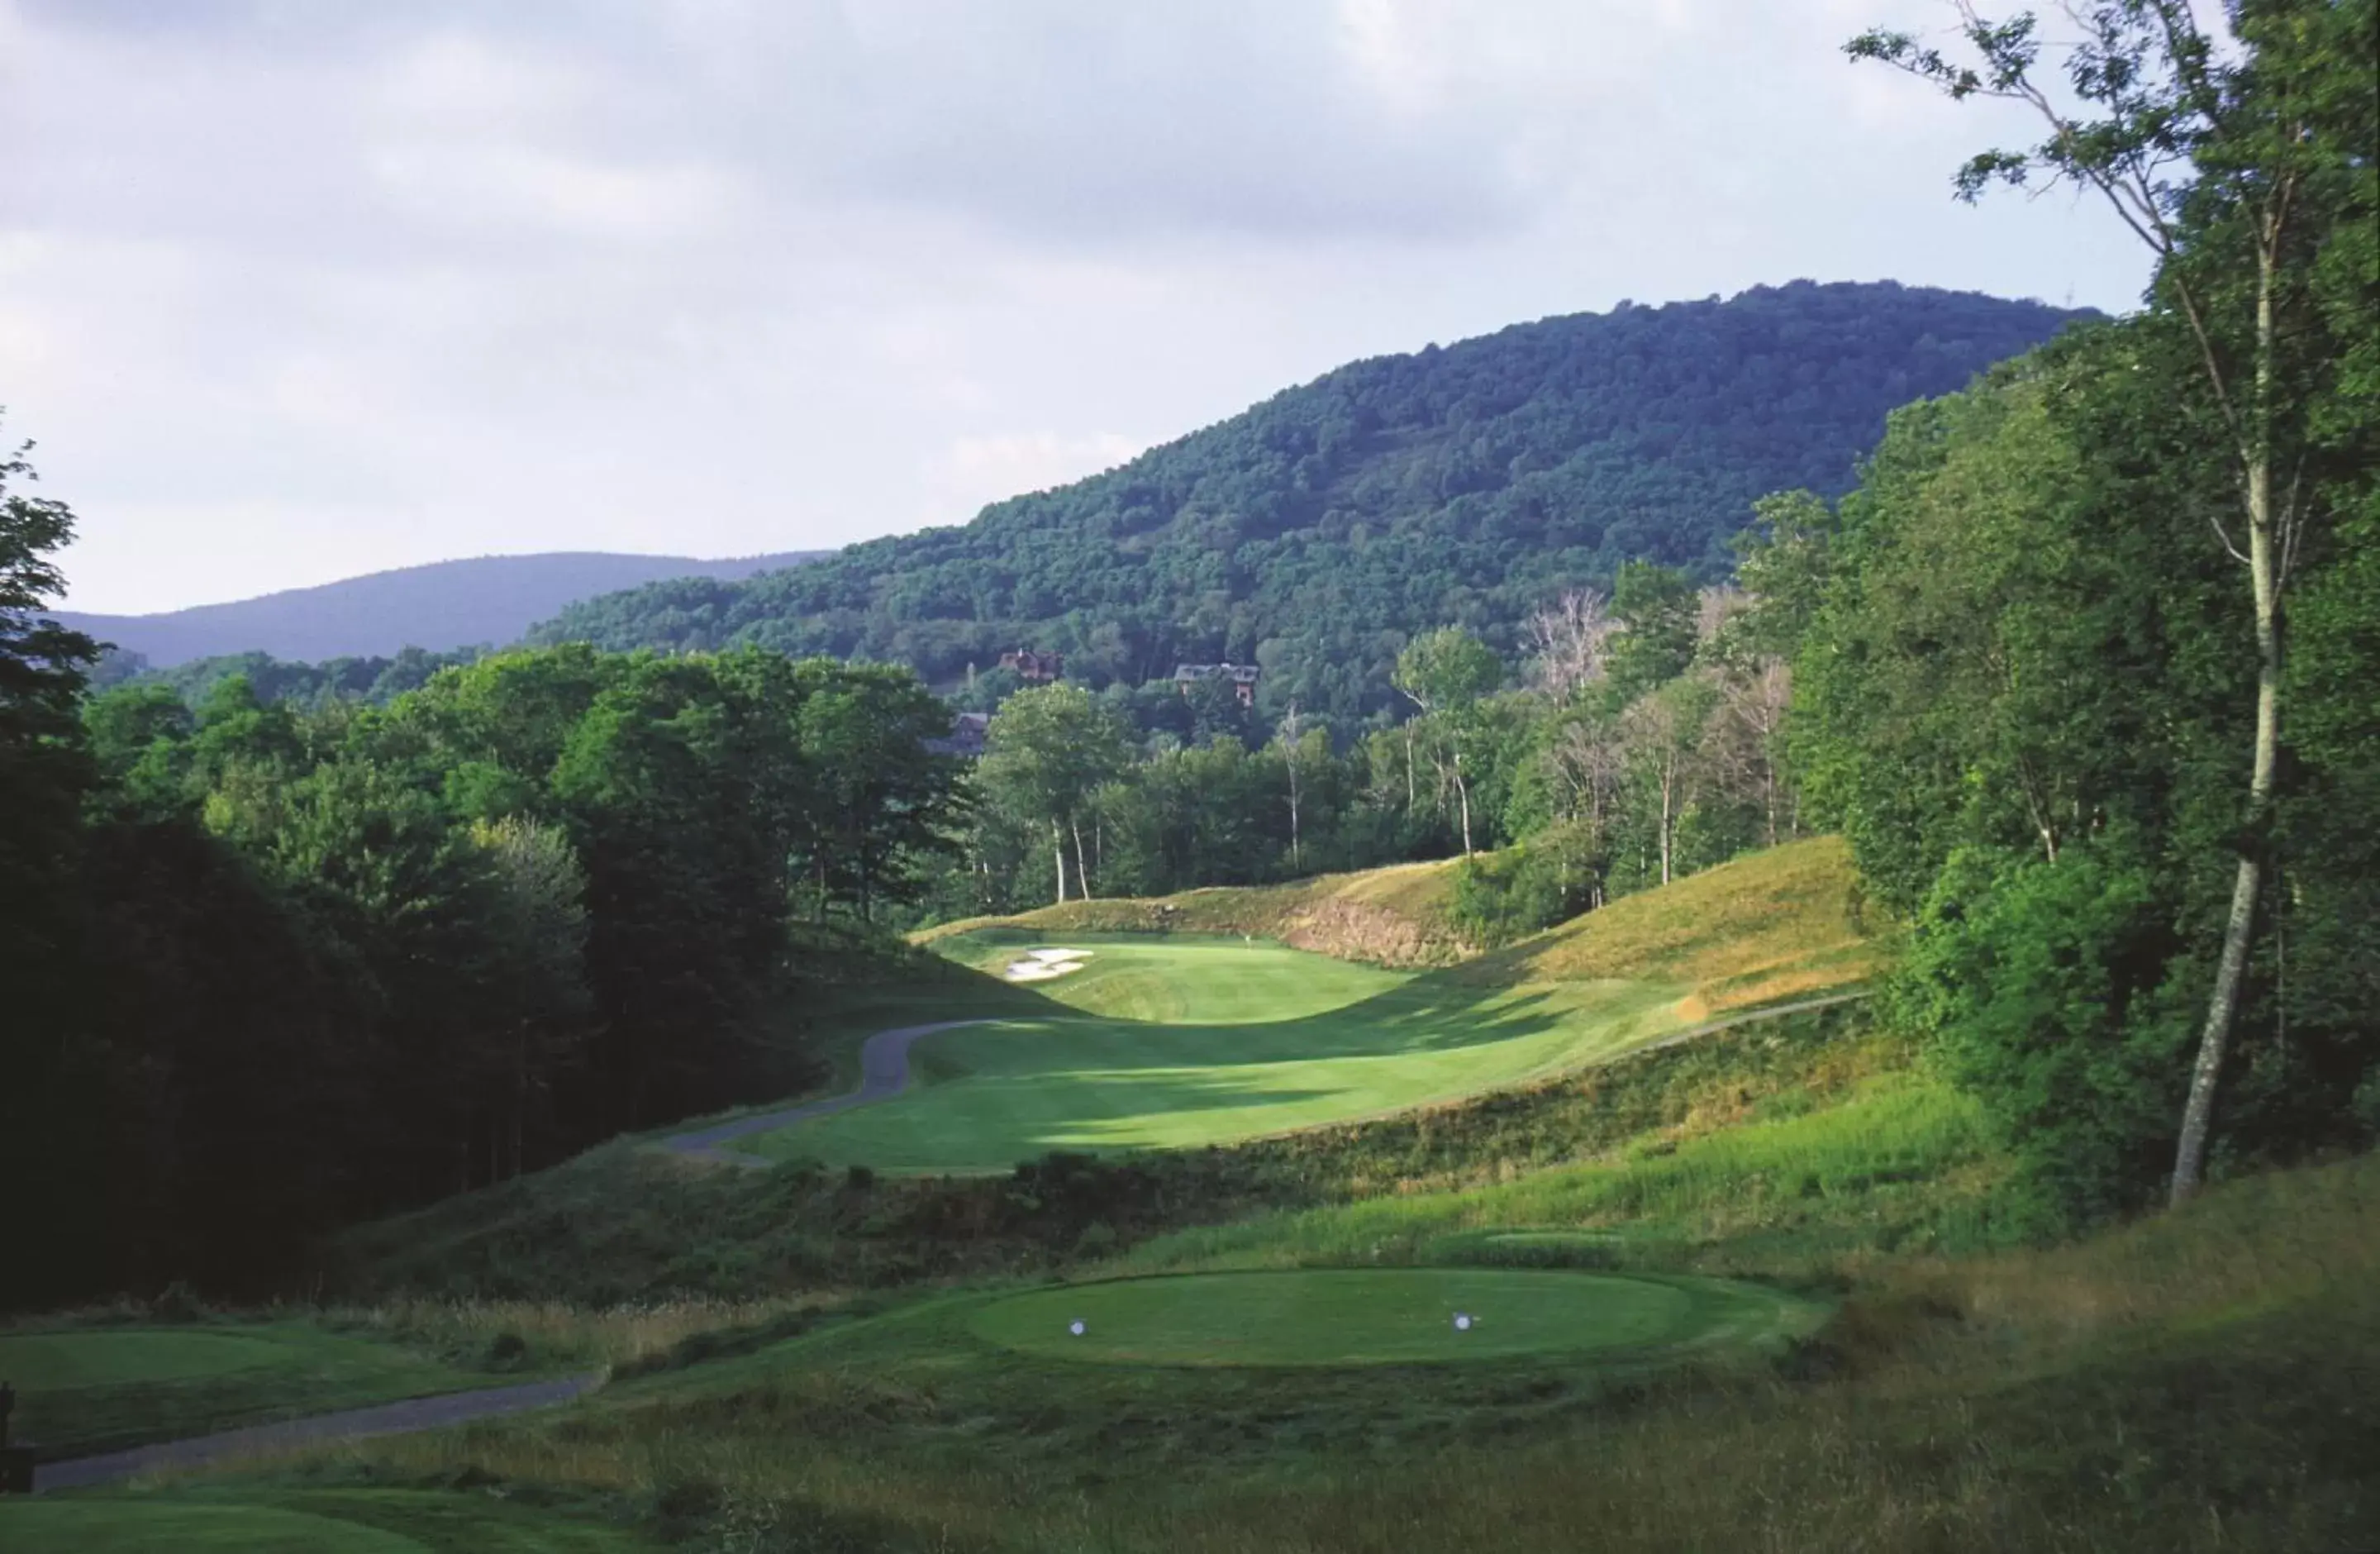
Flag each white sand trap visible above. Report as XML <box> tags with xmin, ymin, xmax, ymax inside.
<box><xmin>1006</xmin><ymin>947</ymin><xmax>1094</xmax><ymax>982</ymax></box>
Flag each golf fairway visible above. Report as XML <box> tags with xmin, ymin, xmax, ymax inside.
<box><xmin>745</xmin><ymin>937</ymin><xmax>1692</xmax><ymax>1172</ymax></box>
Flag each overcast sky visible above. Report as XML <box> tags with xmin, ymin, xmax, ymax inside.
<box><xmin>3</xmin><ymin>0</ymin><xmax>2153</xmax><ymax>615</ymax></box>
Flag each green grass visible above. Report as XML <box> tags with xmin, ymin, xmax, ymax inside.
<box><xmin>965</xmin><ymin>1268</ymin><xmax>1821</xmax><ymax>1367</ymax></box>
<box><xmin>327</xmin><ymin>951</ymin><xmax>1897</xmax><ymax>1309</ymax></box>
<box><xmin>930</xmin><ymin>933</ymin><xmax>1412</xmax><ymax>1023</ymax></box>
<box><xmin>299</xmin><ymin>1154</ymin><xmax>2380</xmax><ymax>1553</ymax></box>
<box><xmin>0</xmin><ymin>1490</ymin><xmax>647</xmax><ymax>1552</ymax></box>
<box><xmin>0</xmin><ymin>1322</ymin><xmax>531</xmax><ymax>1461</ymax></box>
<box><xmin>741</xmin><ymin>841</ymin><xmax>1875</xmax><ymax>1175</ymax></box>
<box><xmin>744</xmin><ymin>941</ymin><xmax>1692</xmax><ymax>1172</ymax></box>
<box><xmin>1124</xmin><ymin>1070</ymin><xmax>2006</xmax><ymax>1277</ymax></box>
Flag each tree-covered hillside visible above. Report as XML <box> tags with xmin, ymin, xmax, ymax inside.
<box><xmin>539</xmin><ymin>281</ymin><xmax>2085</xmax><ymax>722</ymax></box>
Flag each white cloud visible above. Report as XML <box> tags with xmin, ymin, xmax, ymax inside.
<box><xmin>0</xmin><ymin>0</ymin><xmax>2156</xmax><ymax>614</ymax></box>
<box><xmin>942</xmin><ymin>432</ymin><xmax>1150</xmax><ymax>511</ymax></box>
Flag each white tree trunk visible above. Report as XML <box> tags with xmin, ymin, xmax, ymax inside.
<box><xmin>2173</xmin><ymin>243</ymin><xmax>2287</xmax><ymax>1206</ymax></box>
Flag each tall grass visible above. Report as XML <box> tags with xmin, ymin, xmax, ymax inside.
<box><xmin>1493</xmin><ymin>834</ymin><xmax>1880</xmax><ymax>1012</ymax></box>
<box><xmin>286</xmin><ymin>1155</ymin><xmax>2380</xmax><ymax>1554</ymax></box>
<box><xmin>1124</xmin><ymin>1074</ymin><xmax>2003</xmax><ymax>1276</ymax></box>
<box><xmin>322</xmin><ymin>1294</ymin><xmax>831</xmax><ymax>1371</ymax></box>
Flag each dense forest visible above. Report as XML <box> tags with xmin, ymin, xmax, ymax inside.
<box><xmin>86</xmin><ymin>645</ymin><xmax>487</xmax><ymax>708</ymax></box>
<box><xmin>539</xmin><ymin>282</ymin><xmax>2084</xmax><ymax>724</ymax></box>
<box><xmin>0</xmin><ymin>472</ymin><xmax>968</xmax><ymax>1302</ymax></box>
<box><xmin>928</xmin><ymin>560</ymin><xmax>1792</xmax><ymax>937</ymax></box>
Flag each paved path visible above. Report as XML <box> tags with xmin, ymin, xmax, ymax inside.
<box><xmin>35</xmin><ymin>1372</ymin><xmax>604</xmax><ymax>1493</ymax></box>
<box><xmin>659</xmin><ymin>1019</ymin><xmax>998</xmax><ymax>1167</ymax></box>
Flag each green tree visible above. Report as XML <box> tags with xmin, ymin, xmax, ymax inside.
<box><xmin>1394</xmin><ymin>627</ymin><xmax>1503</xmax><ymax>854</ymax></box>
<box><xmin>1606</xmin><ymin>561</ymin><xmax>1698</xmax><ymax>700</ymax></box>
<box><xmin>1849</xmin><ymin>0</ymin><xmax>2378</xmax><ymax>1204</ymax></box>
<box><xmin>978</xmin><ymin>684</ymin><xmax>1132</xmax><ymax>903</ymax></box>
<box><xmin>0</xmin><ymin>430</ymin><xmax>97</xmax><ymax>992</ymax></box>
<box><xmin>786</xmin><ymin>660</ymin><xmax>967</xmax><ymax>922</ymax></box>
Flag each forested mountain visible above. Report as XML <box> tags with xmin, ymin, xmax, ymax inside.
<box><xmin>539</xmin><ymin>281</ymin><xmax>2086</xmax><ymax>722</ymax></box>
<box><xmin>61</xmin><ymin>550</ymin><xmax>821</xmax><ymax>669</ymax></box>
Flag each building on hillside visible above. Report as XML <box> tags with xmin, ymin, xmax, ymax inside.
<box><xmin>999</xmin><ymin>648</ymin><xmax>1064</xmax><ymax>683</ymax></box>
<box><xmin>1173</xmin><ymin>661</ymin><xmax>1262</xmax><ymax>707</ymax></box>
<box><xmin>927</xmin><ymin>711</ymin><xmax>991</xmax><ymax>758</ymax></box>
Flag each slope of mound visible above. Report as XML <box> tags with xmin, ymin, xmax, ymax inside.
<box><xmin>1479</xmin><ymin>835</ymin><xmax>1877</xmax><ymax>1017</ymax></box>
<box><xmin>919</xmin><ymin>856</ymin><xmax>1472</xmax><ymax>968</ymax></box>
<box><xmin>538</xmin><ymin>283</ymin><xmax>2086</xmax><ymax>722</ymax></box>
<box><xmin>743</xmin><ymin>841</ymin><xmax>1874</xmax><ymax>1173</ymax></box>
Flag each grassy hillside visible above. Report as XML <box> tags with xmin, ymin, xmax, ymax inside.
<box><xmin>329</xmin><ymin>843</ymin><xmax>1879</xmax><ymax>1299</ymax></box>
<box><xmin>1474</xmin><ymin>833</ymin><xmax>1880</xmax><ymax>1015</ymax></box>
<box><xmin>538</xmin><ymin>283</ymin><xmax>2085</xmax><ymax>722</ymax></box>
<box><xmin>250</xmin><ymin>1146</ymin><xmax>2380</xmax><ymax>1552</ymax></box>
<box><xmin>919</xmin><ymin>855</ymin><xmax>1473</xmax><ymax>968</ymax></box>
<box><xmin>742</xmin><ymin>841</ymin><xmax>1870</xmax><ymax>1173</ymax></box>
<box><xmin>45</xmin><ymin>829</ymin><xmax>2377</xmax><ymax>1547</ymax></box>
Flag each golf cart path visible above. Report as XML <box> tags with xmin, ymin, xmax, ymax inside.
<box><xmin>659</xmin><ymin>1019</ymin><xmax>1000</xmax><ymax>1166</ymax></box>
<box><xmin>35</xmin><ymin>1372</ymin><xmax>604</xmax><ymax>1492</ymax></box>
<box><xmin>655</xmin><ymin>991</ymin><xmax>1871</xmax><ymax>1170</ymax></box>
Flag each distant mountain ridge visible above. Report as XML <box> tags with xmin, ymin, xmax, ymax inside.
<box><xmin>60</xmin><ymin>551</ymin><xmax>823</xmax><ymax>668</ymax></box>
<box><xmin>536</xmin><ymin>280</ymin><xmax>2092</xmax><ymax>723</ymax></box>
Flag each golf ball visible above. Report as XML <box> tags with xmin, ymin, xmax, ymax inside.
<box><xmin>1069</xmin><ymin>1319</ymin><xmax>1087</xmax><ymax>1337</ymax></box>
<box><xmin>1454</xmin><ymin>1313</ymin><xmax>1473</xmax><ymax>1332</ymax></box>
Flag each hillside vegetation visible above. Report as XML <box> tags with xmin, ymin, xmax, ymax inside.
<box><xmin>1478</xmin><ymin>834</ymin><xmax>1879</xmax><ymax>1015</ymax></box>
<box><xmin>921</xmin><ymin>855</ymin><xmax>1473</xmax><ymax>966</ymax></box>
<box><xmin>330</xmin><ymin>841</ymin><xmax>1879</xmax><ymax>1298</ymax></box>
<box><xmin>538</xmin><ymin>283</ymin><xmax>2082</xmax><ymax>721</ymax></box>
<box><xmin>299</xmin><ymin>1099</ymin><xmax>2377</xmax><ymax>1554</ymax></box>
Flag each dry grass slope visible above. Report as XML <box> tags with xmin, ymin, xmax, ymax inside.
<box><xmin>1483</xmin><ymin>835</ymin><xmax>1879</xmax><ymax>1017</ymax></box>
<box><xmin>918</xmin><ymin>856</ymin><xmax>1473</xmax><ymax>967</ymax></box>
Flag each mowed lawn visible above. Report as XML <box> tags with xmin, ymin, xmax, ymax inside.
<box><xmin>967</xmin><ymin>1268</ymin><xmax>1823</xmax><ymax>1368</ymax></box>
<box><xmin>745</xmin><ymin>937</ymin><xmax>1692</xmax><ymax>1172</ymax></box>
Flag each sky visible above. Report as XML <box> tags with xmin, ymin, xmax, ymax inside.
<box><xmin>1</xmin><ymin>0</ymin><xmax>2156</xmax><ymax>616</ymax></box>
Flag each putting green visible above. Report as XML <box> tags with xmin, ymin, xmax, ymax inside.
<box><xmin>967</xmin><ymin>1269</ymin><xmax>1817</xmax><ymax>1367</ymax></box>
<box><xmin>751</xmin><ymin>937</ymin><xmax>1690</xmax><ymax>1172</ymax></box>
<box><xmin>0</xmin><ymin>1330</ymin><xmax>291</xmax><ymax>1389</ymax></box>
<box><xmin>937</xmin><ymin>934</ymin><xmax>1412</xmax><ymax>1023</ymax></box>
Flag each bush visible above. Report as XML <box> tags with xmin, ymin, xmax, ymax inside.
<box><xmin>1449</xmin><ymin>827</ymin><xmax>1597</xmax><ymax>946</ymax></box>
<box><xmin>1898</xmin><ymin>836</ymin><xmax>2192</xmax><ymax>1231</ymax></box>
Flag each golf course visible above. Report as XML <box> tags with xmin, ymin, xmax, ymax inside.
<box><xmin>716</xmin><ymin>839</ymin><xmax>1874</xmax><ymax>1174</ymax></box>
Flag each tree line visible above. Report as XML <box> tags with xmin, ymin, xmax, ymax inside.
<box><xmin>1794</xmin><ymin>0</ymin><xmax>2374</xmax><ymax>1226</ymax></box>
<box><xmin>1</xmin><ymin>481</ymin><xmax>966</xmax><ymax>1303</ymax></box>
<box><xmin>930</xmin><ymin>556</ymin><xmax>1797</xmax><ymax>945</ymax></box>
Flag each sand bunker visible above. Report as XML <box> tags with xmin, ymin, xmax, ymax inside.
<box><xmin>1006</xmin><ymin>947</ymin><xmax>1093</xmax><ymax>983</ymax></box>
